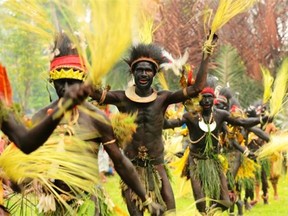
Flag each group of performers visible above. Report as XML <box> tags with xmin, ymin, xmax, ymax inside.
<box><xmin>1</xmin><ymin>29</ymin><xmax>285</xmax><ymax>216</ymax></box>
<box><xmin>0</xmin><ymin>4</ymin><xmax>287</xmax><ymax>216</ymax></box>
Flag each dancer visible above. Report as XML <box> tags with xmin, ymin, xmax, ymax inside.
<box><xmin>90</xmin><ymin>34</ymin><xmax>217</xmax><ymax>215</ymax></box>
<box><xmin>32</xmin><ymin>32</ymin><xmax>162</xmax><ymax>215</ymax></box>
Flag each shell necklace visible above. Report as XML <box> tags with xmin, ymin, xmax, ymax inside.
<box><xmin>198</xmin><ymin>110</ymin><xmax>217</xmax><ymax>132</ymax></box>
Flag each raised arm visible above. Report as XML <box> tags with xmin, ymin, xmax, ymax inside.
<box><xmin>186</xmin><ymin>34</ymin><xmax>218</xmax><ymax>98</ymax></box>
<box><xmin>163</xmin><ymin>117</ymin><xmax>185</xmax><ymax>129</ymax></box>
<box><xmin>1</xmin><ymin>83</ymin><xmax>90</xmax><ymax>154</ymax></box>
<box><xmin>247</xmin><ymin>126</ymin><xmax>270</xmax><ymax>142</ymax></box>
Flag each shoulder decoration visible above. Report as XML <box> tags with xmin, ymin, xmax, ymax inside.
<box><xmin>125</xmin><ymin>85</ymin><xmax>157</xmax><ymax>103</ymax></box>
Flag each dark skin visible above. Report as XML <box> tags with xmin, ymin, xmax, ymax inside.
<box><xmin>165</xmin><ymin>93</ymin><xmax>268</xmax><ymax>214</ymax></box>
<box><xmin>32</xmin><ymin>78</ymin><xmax>162</xmax><ymax>216</ymax></box>
<box><xmin>1</xmin><ymin>82</ymin><xmax>90</xmax><ymax>154</ymax></box>
<box><xmin>91</xmin><ymin>49</ymin><xmax>212</xmax><ymax>215</ymax></box>
<box><xmin>215</xmin><ymin>98</ymin><xmax>270</xmax><ymax>215</ymax></box>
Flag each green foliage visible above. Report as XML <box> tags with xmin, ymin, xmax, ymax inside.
<box><xmin>211</xmin><ymin>44</ymin><xmax>263</xmax><ymax>108</ymax></box>
<box><xmin>0</xmin><ymin>27</ymin><xmax>51</xmax><ymax>113</ymax></box>
<box><xmin>103</xmin><ymin>170</ymin><xmax>288</xmax><ymax>215</ymax></box>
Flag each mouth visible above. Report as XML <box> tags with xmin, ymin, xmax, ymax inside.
<box><xmin>139</xmin><ymin>79</ymin><xmax>148</xmax><ymax>84</ymax></box>
<box><xmin>203</xmin><ymin>105</ymin><xmax>211</xmax><ymax>109</ymax></box>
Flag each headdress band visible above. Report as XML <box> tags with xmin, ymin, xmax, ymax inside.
<box><xmin>50</xmin><ymin>55</ymin><xmax>87</xmax><ymax>72</ymax></box>
<box><xmin>214</xmin><ymin>95</ymin><xmax>227</xmax><ymax>104</ymax></box>
<box><xmin>130</xmin><ymin>57</ymin><xmax>159</xmax><ymax>71</ymax></box>
<box><xmin>201</xmin><ymin>87</ymin><xmax>215</xmax><ymax>97</ymax></box>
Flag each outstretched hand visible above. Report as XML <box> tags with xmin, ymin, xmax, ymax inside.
<box><xmin>204</xmin><ymin>30</ymin><xmax>218</xmax><ymax>55</ymax></box>
<box><xmin>147</xmin><ymin>201</ymin><xmax>164</xmax><ymax>216</ymax></box>
<box><xmin>208</xmin><ymin>31</ymin><xmax>218</xmax><ymax>45</ymax></box>
<box><xmin>63</xmin><ymin>83</ymin><xmax>92</xmax><ymax>110</ymax></box>
<box><xmin>248</xmin><ymin>151</ymin><xmax>257</xmax><ymax>161</ymax></box>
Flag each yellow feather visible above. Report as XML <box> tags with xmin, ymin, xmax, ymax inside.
<box><xmin>157</xmin><ymin>72</ymin><xmax>170</xmax><ymax>90</ymax></box>
<box><xmin>0</xmin><ymin>137</ymin><xmax>98</xmax><ymax>192</ymax></box>
<box><xmin>260</xmin><ymin>65</ymin><xmax>274</xmax><ymax>104</ymax></box>
<box><xmin>169</xmin><ymin>147</ymin><xmax>190</xmax><ymax>176</ymax></box>
<box><xmin>269</xmin><ymin>57</ymin><xmax>288</xmax><ymax>116</ymax></box>
<box><xmin>204</xmin><ymin>0</ymin><xmax>258</xmax><ymax>53</ymax></box>
<box><xmin>136</xmin><ymin>12</ymin><xmax>155</xmax><ymax>44</ymax></box>
<box><xmin>256</xmin><ymin>132</ymin><xmax>288</xmax><ymax>159</ymax></box>
<box><xmin>54</xmin><ymin>0</ymin><xmax>140</xmax><ymax>86</ymax></box>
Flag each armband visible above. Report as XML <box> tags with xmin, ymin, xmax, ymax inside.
<box><xmin>142</xmin><ymin>196</ymin><xmax>153</xmax><ymax>206</ymax></box>
<box><xmin>183</xmin><ymin>87</ymin><xmax>188</xmax><ymax>97</ymax></box>
<box><xmin>99</xmin><ymin>89</ymin><xmax>108</xmax><ymax>104</ymax></box>
<box><xmin>103</xmin><ymin>139</ymin><xmax>116</xmax><ymax>145</ymax></box>
<box><xmin>243</xmin><ymin>148</ymin><xmax>250</xmax><ymax>157</ymax></box>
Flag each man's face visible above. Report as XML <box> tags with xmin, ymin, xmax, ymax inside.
<box><xmin>53</xmin><ymin>78</ymin><xmax>83</xmax><ymax>98</ymax></box>
<box><xmin>200</xmin><ymin>93</ymin><xmax>214</xmax><ymax>111</ymax></box>
<box><xmin>133</xmin><ymin>61</ymin><xmax>155</xmax><ymax>90</ymax></box>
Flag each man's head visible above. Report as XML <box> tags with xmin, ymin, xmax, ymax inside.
<box><xmin>200</xmin><ymin>87</ymin><xmax>215</xmax><ymax>111</ymax></box>
<box><xmin>49</xmin><ymin>32</ymin><xmax>87</xmax><ymax>97</ymax></box>
<box><xmin>214</xmin><ymin>95</ymin><xmax>228</xmax><ymax>111</ymax></box>
<box><xmin>125</xmin><ymin>43</ymin><xmax>167</xmax><ymax>89</ymax></box>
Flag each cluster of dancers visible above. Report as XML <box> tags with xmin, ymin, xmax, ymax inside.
<box><xmin>0</xmin><ymin>1</ymin><xmax>287</xmax><ymax>216</ymax></box>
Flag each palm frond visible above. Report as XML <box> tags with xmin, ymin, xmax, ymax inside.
<box><xmin>260</xmin><ymin>65</ymin><xmax>274</xmax><ymax>104</ymax></box>
<box><xmin>204</xmin><ymin>0</ymin><xmax>258</xmax><ymax>52</ymax></box>
<box><xmin>212</xmin><ymin>45</ymin><xmax>244</xmax><ymax>87</ymax></box>
<box><xmin>269</xmin><ymin>57</ymin><xmax>288</xmax><ymax>116</ymax></box>
<box><xmin>54</xmin><ymin>0</ymin><xmax>140</xmax><ymax>86</ymax></box>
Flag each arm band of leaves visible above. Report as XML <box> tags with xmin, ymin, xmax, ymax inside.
<box><xmin>142</xmin><ymin>196</ymin><xmax>153</xmax><ymax>206</ymax></box>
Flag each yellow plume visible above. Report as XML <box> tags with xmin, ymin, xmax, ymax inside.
<box><xmin>54</xmin><ymin>0</ymin><xmax>139</xmax><ymax>86</ymax></box>
<box><xmin>136</xmin><ymin>12</ymin><xmax>155</xmax><ymax>44</ymax></box>
<box><xmin>157</xmin><ymin>72</ymin><xmax>170</xmax><ymax>90</ymax></box>
<box><xmin>0</xmin><ymin>136</ymin><xmax>99</xmax><ymax>214</ymax></box>
<box><xmin>169</xmin><ymin>147</ymin><xmax>190</xmax><ymax>176</ymax></box>
<box><xmin>256</xmin><ymin>132</ymin><xmax>288</xmax><ymax>159</ymax></box>
<box><xmin>260</xmin><ymin>65</ymin><xmax>274</xmax><ymax>104</ymax></box>
<box><xmin>204</xmin><ymin>0</ymin><xmax>258</xmax><ymax>53</ymax></box>
<box><xmin>0</xmin><ymin>138</ymin><xmax>98</xmax><ymax>189</ymax></box>
<box><xmin>269</xmin><ymin>57</ymin><xmax>288</xmax><ymax>116</ymax></box>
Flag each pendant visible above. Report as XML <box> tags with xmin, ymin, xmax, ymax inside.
<box><xmin>198</xmin><ymin>119</ymin><xmax>217</xmax><ymax>132</ymax></box>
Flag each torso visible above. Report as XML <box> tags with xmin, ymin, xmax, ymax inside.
<box><xmin>185</xmin><ymin>109</ymin><xmax>227</xmax><ymax>154</ymax></box>
<box><xmin>107</xmin><ymin>90</ymin><xmax>171</xmax><ymax>160</ymax></box>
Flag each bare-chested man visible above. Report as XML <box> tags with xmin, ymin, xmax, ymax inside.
<box><xmin>90</xmin><ymin>37</ymin><xmax>217</xmax><ymax>215</ymax></box>
<box><xmin>164</xmin><ymin>87</ymin><xmax>269</xmax><ymax>215</ymax></box>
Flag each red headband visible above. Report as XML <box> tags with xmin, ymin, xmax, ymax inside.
<box><xmin>214</xmin><ymin>95</ymin><xmax>228</xmax><ymax>105</ymax></box>
<box><xmin>201</xmin><ymin>87</ymin><xmax>215</xmax><ymax>97</ymax></box>
<box><xmin>50</xmin><ymin>55</ymin><xmax>87</xmax><ymax>72</ymax></box>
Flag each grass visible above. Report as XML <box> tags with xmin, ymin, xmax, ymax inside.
<box><xmin>103</xmin><ymin>173</ymin><xmax>288</xmax><ymax>215</ymax></box>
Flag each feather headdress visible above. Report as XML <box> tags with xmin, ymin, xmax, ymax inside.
<box><xmin>125</xmin><ymin>43</ymin><xmax>167</xmax><ymax>73</ymax></box>
<box><xmin>161</xmin><ymin>49</ymin><xmax>190</xmax><ymax>77</ymax></box>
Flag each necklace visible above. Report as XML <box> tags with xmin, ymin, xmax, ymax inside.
<box><xmin>125</xmin><ymin>85</ymin><xmax>157</xmax><ymax>103</ymax></box>
<box><xmin>198</xmin><ymin>111</ymin><xmax>216</xmax><ymax>132</ymax></box>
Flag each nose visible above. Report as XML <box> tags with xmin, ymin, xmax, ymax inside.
<box><xmin>61</xmin><ymin>81</ymin><xmax>69</xmax><ymax>94</ymax></box>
